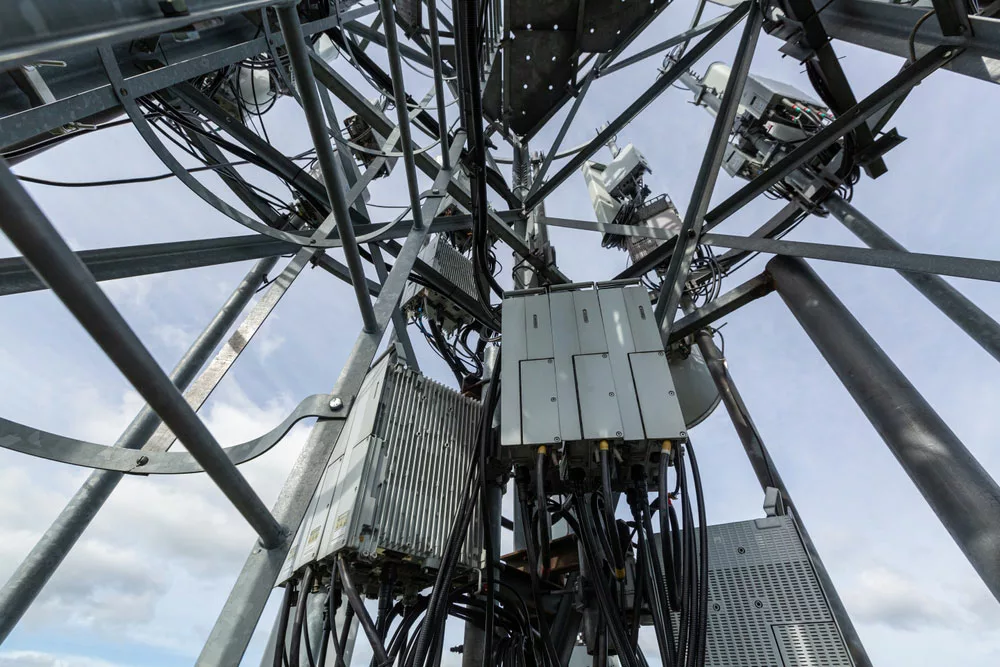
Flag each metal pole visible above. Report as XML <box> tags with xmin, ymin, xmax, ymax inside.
<box><xmin>693</xmin><ymin>330</ymin><xmax>873</xmax><ymax>667</ymax></box>
<box><xmin>768</xmin><ymin>255</ymin><xmax>1000</xmax><ymax>603</ymax></box>
<box><xmin>0</xmin><ymin>255</ymin><xmax>277</xmax><ymax>642</ymax></box>
<box><xmin>0</xmin><ymin>234</ymin><xmax>290</xmax><ymax>297</ymax></box>
<box><xmin>276</xmin><ymin>5</ymin><xmax>378</xmax><ymax>332</ymax></box>
<box><xmin>0</xmin><ymin>161</ymin><xmax>282</xmax><ymax>547</ymax></box>
<box><xmin>654</xmin><ymin>0</ymin><xmax>763</xmax><ymax>330</ymax></box>
<box><xmin>824</xmin><ymin>193</ymin><xmax>1000</xmax><ymax>365</ymax></box>
<box><xmin>377</xmin><ymin>0</ymin><xmax>427</xmax><ymax>230</ymax></box>
<box><xmin>426</xmin><ymin>0</ymin><xmax>451</xmax><ymax>170</ymax></box>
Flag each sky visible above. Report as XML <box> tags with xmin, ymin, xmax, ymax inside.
<box><xmin>2</xmin><ymin>0</ymin><xmax>1000</xmax><ymax>665</ymax></box>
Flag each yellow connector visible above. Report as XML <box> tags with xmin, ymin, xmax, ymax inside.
<box><xmin>537</xmin><ymin>445</ymin><xmax>547</xmax><ymax>455</ymax></box>
<box><xmin>615</xmin><ymin>567</ymin><xmax>626</xmax><ymax>580</ymax></box>
<box><xmin>661</xmin><ymin>440</ymin><xmax>672</xmax><ymax>453</ymax></box>
<box><xmin>599</xmin><ymin>439</ymin><xmax>610</xmax><ymax>451</ymax></box>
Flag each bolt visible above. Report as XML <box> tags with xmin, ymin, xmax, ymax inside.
<box><xmin>554</xmin><ymin>436</ymin><xmax>561</xmax><ymax>442</ymax></box>
<box><xmin>712</xmin><ymin>603</ymin><xmax>721</xmax><ymax>612</ymax></box>
<box><xmin>550</xmin><ymin>397</ymin><xmax>557</xmax><ymax>402</ymax></box>
<box><xmin>615</xmin><ymin>431</ymin><xmax>622</xmax><ymax>437</ymax></box>
<box><xmin>737</xmin><ymin>546</ymin><xmax>746</xmax><ymax>555</ymax></box>
<box><xmin>329</xmin><ymin>396</ymin><xmax>344</xmax><ymax>411</ymax></box>
<box><xmin>679</xmin><ymin>431</ymin><xmax>686</xmax><ymax>437</ymax></box>
<box><xmin>754</xmin><ymin>600</ymin><xmax>764</xmax><ymax>609</ymax></box>
<box><xmin>119</xmin><ymin>87</ymin><xmax>129</xmax><ymax>97</ymax></box>
<box><xmin>609</xmin><ymin>391</ymin><xmax>615</xmax><ymax>397</ymax></box>
<box><xmin>136</xmin><ymin>455</ymin><xmax>149</xmax><ymax>466</ymax></box>
<box><xmin>687</xmin><ymin>229</ymin><xmax>697</xmax><ymax>238</ymax></box>
<box><xmin>668</xmin><ymin>390</ymin><xmax>675</xmax><ymax>396</ymax></box>
<box><xmin>602</xmin><ymin>353</ymin><xmax>608</xmax><ymax>358</ymax></box>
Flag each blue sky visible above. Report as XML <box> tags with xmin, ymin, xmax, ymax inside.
<box><xmin>2</xmin><ymin>0</ymin><xmax>1000</xmax><ymax>664</ymax></box>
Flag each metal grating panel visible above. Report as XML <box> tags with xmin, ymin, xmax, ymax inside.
<box><xmin>660</xmin><ymin>516</ymin><xmax>854</xmax><ymax>667</ymax></box>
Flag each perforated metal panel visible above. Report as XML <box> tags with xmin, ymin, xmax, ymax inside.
<box><xmin>661</xmin><ymin>516</ymin><xmax>854</xmax><ymax>667</ymax></box>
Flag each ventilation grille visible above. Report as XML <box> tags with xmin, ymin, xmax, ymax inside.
<box><xmin>664</xmin><ymin>516</ymin><xmax>854</xmax><ymax>667</ymax></box>
<box><xmin>363</xmin><ymin>363</ymin><xmax>482</xmax><ymax>567</ymax></box>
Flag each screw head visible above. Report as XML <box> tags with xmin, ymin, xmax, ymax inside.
<box><xmin>753</xmin><ymin>600</ymin><xmax>764</xmax><ymax>609</ymax></box>
<box><xmin>615</xmin><ymin>431</ymin><xmax>622</xmax><ymax>437</ymax></box>
<box><xmin>608</xmin><ymin>391</ymin><xmax>615</xmax><ymax>397</ymax></box>
<box><xmin>550</xmin><ymin>397</ymin><xmax>557</xmax><ymax>402</ymax></box>
<box><xmin>737</xmin><ymin>546</ymin><xmax>746</xmax><ymax>555</ymax></box>
<box><xmin>679</xmin><ymin>431</ymin><xmax>686</xmax><ymax>437</ymax></box>
<box><xmin>668</xmin><ymin>390</ymin><xmax>675</xmax><ymax>396</ymax></box>
<box><xmin>136</xmin><ymin>455</ymin><xmax>149</xmax><ymax>466</ymax></box>
<box><xmin>119</xmin><ymin>87</ymin><xmax>129</xmax><ymax>97</ymax></box>
<box><xmin>553</xmin><ymin>436</ymin><xmax>561</xmax><ymax>442</ymax></box>
<box><xmin>329</xmin><ymin>397</ymin><xmax>344</xmax><ymax>411</ymax></box>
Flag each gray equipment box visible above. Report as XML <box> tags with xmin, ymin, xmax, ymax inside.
<box><xmin>278</xmin><ymin>355</ymin><xmax>483</xmax><ymax>590</ymax></box>
<box><xmin>500</xmin><ymin>282</ymin><xmax>685</xmax><ymax>470</ymax></box>
<box><xmin>659</xmin><ymin>514</ymin><xmax>855</xmax><ymax>666</ymax></box>
<box><xmin>401</xmin><ymin>235</ymin><xmax>478</xmax><ymax>332</ymax></box>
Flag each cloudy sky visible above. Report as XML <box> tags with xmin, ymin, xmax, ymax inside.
<box><xmin>2</xmin><ymin>0</ymin><xmax>1000</xmax><ymax>665</ymax></box>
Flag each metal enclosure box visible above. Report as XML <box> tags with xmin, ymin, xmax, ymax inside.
<box><xmin>602</xmin><ymin>144</ymin><xmax>650</xmax><ymax>196</ymax></box>
<box><xmin>500</xmin><ymin>283</ymin><xmax>685</xmax><ymax>469</ymax></box>
<box><xmin>401</xmin><ymin>235</ymin><xmax>478</xmax><ymax>331</ymax></box>
<box><xmin>278</xmin><ymin>356</ymin><xmax>483</xmax><ymax>589</ymax></box>
<box><xmin>660</xmin><ymin>516</ymin><xmax>855</xmax><ymax>666</ymax></box>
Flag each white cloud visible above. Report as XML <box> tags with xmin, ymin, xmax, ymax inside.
<box><xmin>846</xmin><ymin>566</ymin><xmax>954</xmax><ymax>632</ymax></box>
<box><xmin>152</xmin><ymin>323</ymin><xmax>195</xmax><ymax>353</ymax></box>
<box><xmin>0</xmin><ymin>651</ymin><xmax>129</xmax><ymax>667</ymax></box>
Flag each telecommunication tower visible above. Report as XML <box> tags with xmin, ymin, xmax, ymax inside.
<box><xmin>1</xmin><ymin>0</ymin><xmax>999</xmax><ymax>665</ymax></box>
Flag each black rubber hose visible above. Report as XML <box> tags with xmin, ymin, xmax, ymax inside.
<box><xmin>289</xmin><ymin>568</ymin><xmax>314</xmax><ymax>667</ymax></box>
<box><xmin>327</xmin><ymin>589</ymin><xmax>348</xmax><ymax>667</ymax></box>
<box><xmin>272</xmin><ymin>583</ymin><xmax>295</xmax><ymax>667</ymax></box>
<box><xmin>570</xmin><ymin>498</ymin><xmax>643</xmax><ymax>667</ymax></box>
<box><xmin>659</xmin><ymin>446</ymin><xmax>681</xmax><ymax>610</ymax></box>
<box><xmin>599</xmin><ymin>444</ymin><xmax>627</xmax><ymax>598</ymax></box>
<box><xmin>638</xmin><ymin>493</ymin><xmax>677</xmax><ymax>664</ymax></box>
<box><xmin>629</xmin><ymin>490</ymin><xmax>674</xmax><ymax>667</ymax></box>
<box><xmin>317</xmin><ymin>593</ymin><xmax>331</xmax><ymax>667</ymax></box>
<box><xmin>687</xmin><ymin>442</ymin><xmax>710</xmax><ymax>666</ymax></box>
<box><xmin>535</xmin><ymin>447</ymin><xmax>551</xmax><ymax>578</ymax></box>
<box><xmin>631</xmin><ymin>516</ymin><xmax>647</xmax><ymax>646</ymax></box>
<box><xmin>516</xmin><ymin>490</ymin><xmax>560</xmax><ymax>667</ymax></box>
<box><xmin>338</xmin><ymin>558</ymin><xmax>391</xmax><ymax>665</ymax></box>
<box><xmin>677</xmin><ymin>451</ymin><xmax>698</xmax><ymax>667</ymax></box>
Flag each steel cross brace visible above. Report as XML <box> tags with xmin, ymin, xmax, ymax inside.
<box><xmin>522</xmin><ymin>2</ymin><xmax>753</xmax><ymax>211</ymax></box>
<box><xmin>309</xmin><ymin>52</ymin><xmax>571</xmax><ymax>285</ymax></box>
<box><xmin>654</xmin><ymin>0</ymin><xmax>764</xmax><ymax>332</ymax></box>
<box><xmin>704</xmin><ymin>45</ymin><xmax>958</xmax><ymax>229</ymax></box>
<box><xmin>614</xmin><ymin>46</ymin><xmax>957</xmax><ymax>284</ymax></box>
<box><xmin>701</xmin><ymin>232</ymin><xmax>1000</xmax><ymax>284</ymax></box>
<box><xmin>0</xmin><ymin>12</ymin><xmax>358</xmax><ymax>150</ymax></box>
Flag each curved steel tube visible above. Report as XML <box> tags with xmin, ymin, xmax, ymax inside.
<box><xmin>0</xmin><ymin>394</ymin><xmax>347</xmax><ymax>474</ymax></box>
